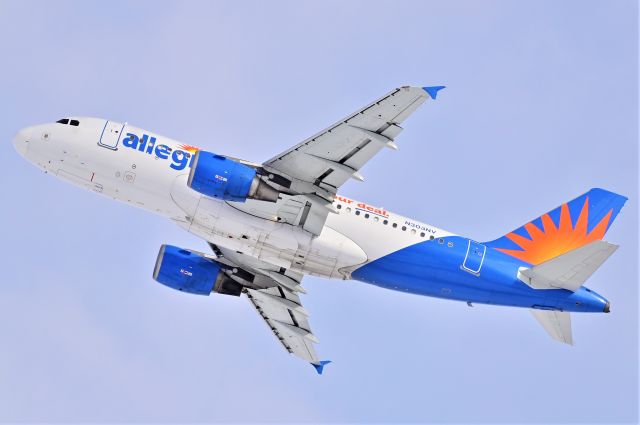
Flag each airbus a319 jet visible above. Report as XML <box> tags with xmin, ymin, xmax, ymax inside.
<box><xmin>13</xmin><ymin>86</ymin><xmax>627</xmax><ymax>373</ymax></box>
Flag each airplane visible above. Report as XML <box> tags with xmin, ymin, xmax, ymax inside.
<box><xmin>12</xmin><ymin>86</ymin><xmax>627</xmax><ymax>374</ymax></box>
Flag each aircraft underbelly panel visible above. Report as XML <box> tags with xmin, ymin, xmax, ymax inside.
<box><xmin>175</xmin><ymin>195</ymin><xmax>366</xmax><ymax>278</ymax></box>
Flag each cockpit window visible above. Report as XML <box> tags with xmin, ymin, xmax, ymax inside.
<box><xmin>56</xmin><ymin>118</ymin><xmax>80</xmax><ymax>126</ymax></box>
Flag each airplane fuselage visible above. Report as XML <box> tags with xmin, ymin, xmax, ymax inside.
<box><xmin>13</xmin><ymin>117</ymin><xmax>610</xmax><ymax>314</ymax></box>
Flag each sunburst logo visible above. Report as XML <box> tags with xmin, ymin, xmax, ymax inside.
<box><xmin>178</xmin><ymin>144</ymin><xmax>199</xmax><ymax>153</ymax></box>
<box><xmin>495</xmin><ymin>197</ymin><xmax>613</xmax><ymax>265</ymax></box>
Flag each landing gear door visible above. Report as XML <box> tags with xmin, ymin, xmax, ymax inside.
<box><xmin>99</xmin><ymin>121</ymin><xmax>124</xmax><ymax>150</ymax></box>
<box><xmin>462</xmin><ymin>240</ymin><xmax>486</xmax><ymax>274</ymax></box>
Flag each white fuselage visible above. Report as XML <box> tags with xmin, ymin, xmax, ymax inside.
<box><xmin>13</xmin><ymin>117</ymin><xmax>452</xmax><ymax>280</ymax></box>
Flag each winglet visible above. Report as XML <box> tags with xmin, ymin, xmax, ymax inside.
<box><xmin>311</xmin><ymin>360</ymin><xmax>332</xmax><ymax>375</ymax></box>
<box><xmin>423</xmin><ymin>86</ymin><xmax>446</xmax><ymax>100</ymax></box>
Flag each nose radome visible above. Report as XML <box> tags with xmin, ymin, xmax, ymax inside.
<box><xmin>12</xmin><ymin>127</ymin><xmax>31</xmax><ymax>157</ymax></box>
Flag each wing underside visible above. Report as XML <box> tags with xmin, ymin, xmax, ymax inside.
<box><xmin>263</xmin><ymin>86</ymin><xmax>434</xmax><ymax>191</ymax></box>
<box><xmin>209</xmin><ymin>244</ymin><xmax>324</xmax><ymax>367</ymax></box>
<box><xmin>256</xmin><ymin>86</ymin><xmax>442</xmax><ymax>235</ymax></box>
<box><xmin>245</xmin><ymin>286</ymin><xmax>319</xmax><ymax>363</ymax></box>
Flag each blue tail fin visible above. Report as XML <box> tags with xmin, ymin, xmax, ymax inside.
<box><xmin>485</xmin><ymin>188</ymin><xmax>627</xmax><ymax>265</ymax></box>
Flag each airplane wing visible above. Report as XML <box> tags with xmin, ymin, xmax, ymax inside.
<box><xmin>259</xmin><ymin>85</ymin><xmax>444</xmax><ymax>235</ymax></box>
<box><xmin>245</xmin><ymin>286</ymin><xmax>319</xmax><ymax>363</ymax></box>
<box><xmin>209</xmin><ymin>244</ymin><xmax>330</xmax><ymax>373</ymax></box>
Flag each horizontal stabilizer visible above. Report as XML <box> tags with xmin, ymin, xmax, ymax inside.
<box><xmin>518</xmin><ymin>240</ymin><xmax>618</xmax><ymax>292</ymax></box>
<box><xmin>530</xmin><ymin>309</ymin><xmax>573</xmax><ymax>345</ymax></box>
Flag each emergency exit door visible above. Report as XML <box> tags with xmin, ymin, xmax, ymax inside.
<box><xmin>98</xmin><ymin>121</ymin><xmax>124</xmax><ymax>150</ymax></box>
<box><xmin>462</xmin><ymin>240</ymin><xmax>486</xmax><ymax>274</ymax></box>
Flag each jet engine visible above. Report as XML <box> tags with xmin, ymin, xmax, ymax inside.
<box><xmin>153</xmin><ymin>245</ymin><xmax>243</xmax><ymax>296</ymax></box>
<box><xmin>187</xmin><ymin>150</ymin><xmax>279</xmax><ymax>202</ymax></box>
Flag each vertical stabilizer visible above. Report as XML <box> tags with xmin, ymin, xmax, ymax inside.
<box><xmin>485</xmin><ymin>188</ymin><xmax>627</xmax><ymax>265</ymax></box>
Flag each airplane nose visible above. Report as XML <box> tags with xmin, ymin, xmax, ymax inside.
<box><xmin>12</xmin><ymin>127</ymin><xmax>31</xmax><ymax>157</ymax></box>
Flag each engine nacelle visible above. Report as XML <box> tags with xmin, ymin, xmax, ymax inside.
<box><xmin>187</xmin><ymin>150</ymin><xmax>279</xmax><ymax>202</ymax></box>
<box><xmin>152</xmin><ymin>245</ymin><xmax>243</xmax><ymax>296</ymax></box>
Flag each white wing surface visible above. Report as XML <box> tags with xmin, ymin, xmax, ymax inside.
<box><xmin>210</xmin><ymin>244</ymin><xmax>330</xmax><ymax>373</ymax></box>
<box><xmin>257</xmin><ymin>86</ymin><xmax>444</xmax><ymax>235</ymax></box>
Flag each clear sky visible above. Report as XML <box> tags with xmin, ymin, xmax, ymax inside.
<box><xmin>0</xmin><ymin>0</ymin><xmax>637</xmax><ymax>423</ymax></box>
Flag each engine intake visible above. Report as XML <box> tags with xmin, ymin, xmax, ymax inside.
<box><xmin>153</xmin><ymin>245</ymin><xmax>243</xmax><ymax>296</ymax></box>
<box><xmin>187</xmin><ymin>150</ymin><xmax>279</xmax><ymax>202</ymax></box>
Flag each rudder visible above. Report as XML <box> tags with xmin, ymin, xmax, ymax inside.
<box><xmin>485</xmin><ymin>188</ymin><xmax>627</xmax><ymax>265</ymax></box>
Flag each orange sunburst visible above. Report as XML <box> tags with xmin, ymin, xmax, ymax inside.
<box><xmin>495</xmin><ymin>197</ymin><xmax>613</xmax><ymax>265</ymax></box>
<box><xmin>178</xmin><ymin>144</ymin><xmax>199</xmax><ymax>153</ymax></box>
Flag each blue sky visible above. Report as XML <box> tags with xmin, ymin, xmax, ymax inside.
<box><xmin>0</xmin><ymin>0</ymin><xmax>637</xmax><ymax>422</ymax></box>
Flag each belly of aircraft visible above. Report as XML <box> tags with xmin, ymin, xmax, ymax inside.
<box><xmin>169</xmin><ymin>176</ymin><xmax>367</xmax><ymax>279</ymax></box>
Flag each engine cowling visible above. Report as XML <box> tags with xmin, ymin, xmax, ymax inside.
<box><xmin>187</xmin><ymin>150</ymin><xmax>279</xmax><ymax>202</ymax></box>
<box><xmin>152</xmin><ymin>245</ymin><xmax>243</xmax><ymax>296</ymax></box>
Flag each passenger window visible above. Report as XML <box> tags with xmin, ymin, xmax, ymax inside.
<box><xmin>374</xmin><ymin>216</ymin><xmax>379</xmax><ymax>222</ymax></box>
<box><xmin>56</xmin><ymin>118</ymin><xmax>69</xmax><ymax>124</ymax></box>
<box><xmin>430</xmin><ymin>235</ymin><xmax>435</xmax><ymax>240</ymax></box>
<box><xmin>69</xmin><ymin>120</ymin><xmax>79</xmax><ymax>126</ymax></box>
<box><xmin>355</xmin><ymin>210</ymin><xmax>361</xmax><ymax>216</ymax></box>
<box><xmin>346</xmin><ymin>207</ymin><xmax>352</xmax><ymax>213</ymax></box>
<box><xmin>411</xmin><ymin>229</ymin><xmax>416</xmax><ymax>235</ymax></box>
<box><xmin>383</xmin><ymin>220</ymin><xmax>388</xmax><ymax>225</ymax></box>
<box><xmin>420</xmin><ymin>232</ymin><xmax>425</xmax><ymax>237</ymax></box>
<box><xmin>337</xmin><ymin>204</ymin><xmax>342</xmax><ymax>209</ymax></box>
<box><xmin>364</xmin><ymin>213</ymin><xmax>369</xmax><ymax>219</ymax></box>
<box><xmin>402</xmin><ymin>226</ymin><xmax>407</xmax><ymax>231</ymax></box>
<box><xmin>392</xmin><ymin>223</ymin><xmax>397</xmax><ymax>228</ymax></box>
